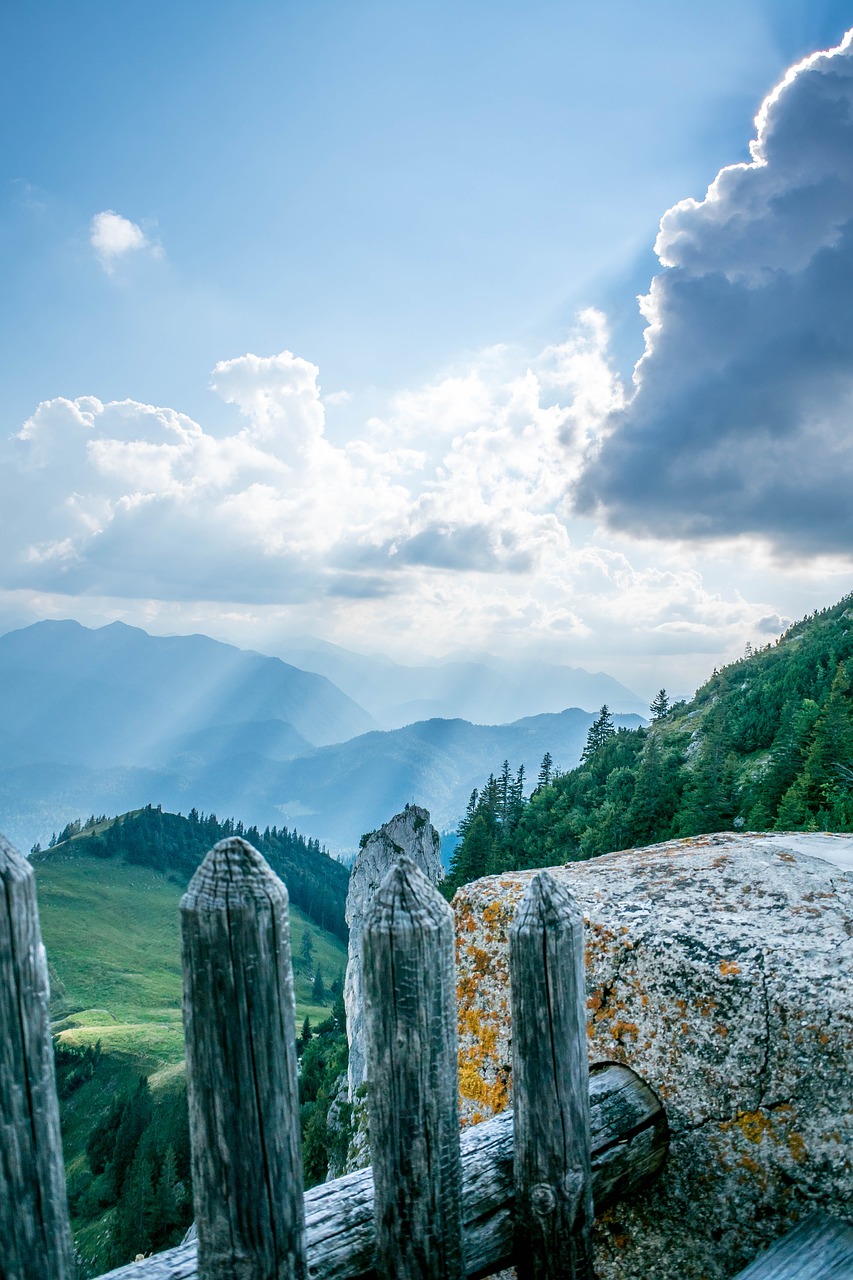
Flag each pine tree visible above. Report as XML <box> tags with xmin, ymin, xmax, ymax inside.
<box><xmin>536</xmin><ymin>752</ymin><xmax>554</xmax><ymax>791</ymax></box>
<box><xmin>312</xmin><ymin>967</ymin><xmax>326</xmax><ymax>1004</ymax></box>
<box><xmin>650</xmin><ymin>689</ymin><xmax>669</xmax><ymax>721</ymax></box>
<box><xmin>151</xmin><ymin>1145</ymin><xmax>181</xmax><ymax>1248</ymax></box>
<box><xmin>582</xmin><ymin>706</ymin><xmax>615</xmax><ymax>762</ymax></box>
<box><xmin>300</xmin><ymin>930</ymin><xmax>315</xmax><ymax>972</ymax></box>
<box><xmin>109</xmin><ymin>1146</ymin><xmax>156</xmax><ymax>1265</ymax></box>
<box><xmin>301</xmin><ymin>1016</ymin><xmax>313</xmax><ymax>1048</ymax></box>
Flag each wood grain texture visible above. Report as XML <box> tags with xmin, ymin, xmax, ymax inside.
<box><xmin>0</xmin><ymin>831</ymin><xmax>75</xmax><ymax>1280</ymax></box>
<box><xmin>732</xmin><ymin>1212</ymin><xmax>853</xmax><ymax>1279</ymax></box>
<box><xmin>180</xmin><ymin>837</ymin><xmax>306</xmax><ymax>1280</ymax></box>
<box><xmin>361</xmin><ymin>855</ymin><xmax>465</xmax><ymax>1280</ymax></box>
<box><xmin>510</xmin><ymin>871</ymin><xmax>594</xmax><ymax>1280</ymax></box>
<box><xmin>95</xmin><ymin>1062</ymin><xmax>667</xmax><ymax>1280</ymax></box>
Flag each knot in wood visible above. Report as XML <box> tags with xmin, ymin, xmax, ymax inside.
<box><xmin>530</xmin><ymin>1183</ymin><xmax>557</xmax><ymax>1216</ymax></box>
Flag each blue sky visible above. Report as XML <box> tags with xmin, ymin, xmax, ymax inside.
<box><xmin>2</xmin><ymin>1</ymin><xmax>853</xmax><ymax>695</ymax></box>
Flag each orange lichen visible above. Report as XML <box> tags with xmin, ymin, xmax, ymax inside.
<box><xmin>457</xmin><ymin>1060</ymin><xmax>509</xmax><ymax>1115</ymax></box>
<box><xmin>730</xmin><ymin>1110</ymin><xmax>773</xmax><ymax>1144</ymax></box>
<box><xmin>788</xmin><ymin>1132</ymin><xmax>807</xmax><ymax>1163</ymax></box>
<box><xmin>719</xmin><ymin>960</ymin><xmax>741</xmax><ymax>976</ymax></box>
<box><xmin>611</xmin><ymin>1019</ymin><xmax>639</xmax><ymax>1042</ymax></box>
<box><xmin>465</xmin><ymin>944</ymin><xmax>493</xmax><ymax>974</ymax></box>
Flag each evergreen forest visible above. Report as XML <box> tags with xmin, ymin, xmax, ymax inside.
<box><xmin>443</xmin><ymin>593</ymin><xmax>853</xmax><ymax>895</ymax></box>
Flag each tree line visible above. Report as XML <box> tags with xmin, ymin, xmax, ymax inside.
<box><xmin>37</xmin><ymin>804</ymin><xmax>349</xmax><ymax>941</ymax></box>
<box><xmin>443</xmin><ymin>593</ymin><xmax>853</xmax><ymax>894</ymax></box>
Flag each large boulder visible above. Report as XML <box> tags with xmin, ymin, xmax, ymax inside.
<box><xmin>452</xmin><ymin>832</ymin><xmax>852</xmax><ymax>1280</ymax></box>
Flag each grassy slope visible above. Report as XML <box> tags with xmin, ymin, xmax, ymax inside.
<box><xmin>36</xmin><ymin>848</ymin><xmax>347</xmax><ymax>1063</ymax></box>
<box><xmin>34</xmin><ymin>848</ymin><xmax>347</xmax><ymax>1271</ymax></box>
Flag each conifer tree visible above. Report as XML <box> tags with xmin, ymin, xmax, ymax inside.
<box><xmin>582</xmin><ymin>705</ymin><xmax>615</xmax><ymax>762</ymax></box>
<box><xmin>536</xmin><ymin>752</ymin><xmax>554</xmax><ymax>791</ymax></box>
<box><xmin>650</xmin><ymin>689</ymin><xmax>670</xmax><ymax>721</ymax></box>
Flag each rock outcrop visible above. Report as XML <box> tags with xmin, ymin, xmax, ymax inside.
<box><xmin>344</xmin><ymin>805</ymin><xmax>443</xmax><ymax>1095</ymax></box>
<box><xmin>452</xmin><ymin>832</ymin><xmax>852</xmax><ymax>1280</ymax></box>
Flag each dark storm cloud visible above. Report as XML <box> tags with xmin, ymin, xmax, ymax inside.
<box><xmin>392</xmin><ymin>522</ymin><xmax>534</xmax><ymax>573</ymax></box>
<box><xmin>576</xmin><ymin>31</ymin><xmax>853</xmax><ymax>554</ymax></box>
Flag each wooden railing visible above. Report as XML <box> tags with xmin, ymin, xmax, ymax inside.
<box><xmin>2</xmin><ymin>832</ymin><xmax>672</xmax><ymax>1280</ymax></box>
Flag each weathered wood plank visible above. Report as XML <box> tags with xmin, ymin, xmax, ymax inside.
<box><xmin>180</xmin><ymin>837</ymin><xmax>306</xmax><ymax>1280</ymax></box>
<box><xmin>361</xmin><ymin>855</ymin><xmax>465</xmax><ymax>1279</ymax></box>
<box><xmin>0</xmin><ymin>831</ymin><xmax>75</xmax><ymax>1280</ymax></box>
<box><xmin>510</xmin><ymin>871</ymin><xmax>594</xmax><ymax>1280</ymax></box>
<box><xmin>97</xmin><ymin>1062</ymin><xmax>667</xmax><ymax>1280</ymax></box>
<box><xmin>732</xmin><ymin>1212</ymin><xmax>853</xmax><ymax>1279</ymax></box>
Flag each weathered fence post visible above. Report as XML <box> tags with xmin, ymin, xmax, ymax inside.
<box><xmin>180</xmin><ymin>837</ymin><xmax>306</xmax><ymax>1280</ymax></box>
<box><xmin>361</xmin><ymin>855</ymin><xmax>465</xmax><ymax>1280</ymax></box>
<box><xmin>0</xmin><ymin>833</ymin><xmax>75</xmax><ymax>1280</ymax></box>
<box><xmin>510</xmin><ymin>871</ymin><xmax>595</xmax><ymax>1280</ymax></box>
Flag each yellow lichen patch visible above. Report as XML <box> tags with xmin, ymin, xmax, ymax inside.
<box><xmin>611</xmin><ymin>1019</ymin><xmax>639</xmax><ymax>1042</ymax></box>
<box><xmin>776</xmin><ymin>851</ymin><xmax>796</xmax><ymax>863</ymax></box>
<box><xmin>719</xmin><ymin>960</ymin><xmax>741</xmax><ymax>976</ymax></box>
<box><xmin>715</xmin><ymin>1024</ymin><xmax>729</xmax><ymax>1038</ymax></box>
<box><xmin>788</xmin><ymin>1132</ymin><xmax>807</xmax><ymax>1162</ymax></box>
<box><xmin>465</xmin><ymin>944</ymin><xmax>493</xmax><ymax>975</ymax></box>
<box><xmin>456</xmin><ymin>975</ymin><xmax>478</xmax><ymax>1003</ymax></box>
<box><xmin>457</xmin><ymin>1059</ymin><xmax>509</xmax><ymax>1116</ymax></box>
<box><xmin>458</xmin><ymin>1011</ymin><xmax>498</xmax><ymax>1058</ymax></box>
<box><xmin>729</xmin><ymin>1110</ymin><xmax>773</xmax><ymax>1144</ymax></box>
<box><xmin>482</xmin><ymin>900</ymin><xmax>506</xmax><ymax>928</ymax></box>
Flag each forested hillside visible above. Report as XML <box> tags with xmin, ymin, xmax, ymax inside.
<box><xmin>444</xmin><ymin>594</ymin><xmax>853</xmax><ymax>893</ymax></box>
<box><xmin>38</xmin><ymin>804</ymin><xmax>349</xmax><ymax>940</ymax></box>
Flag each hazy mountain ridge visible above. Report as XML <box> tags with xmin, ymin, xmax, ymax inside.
<box><xmin>0</xmin><ymin>619</ymin><xmax>644</xmax><ymax>853</ymax></box>
<box><xmin>0</xmin><ymin>619</ymin><xmax>376</xmax><ymax>768</ymax></box>
<box><xmin>279</xmin><ymin>636</ymin><xmax>648</xmax><ymax>725</ymax></box>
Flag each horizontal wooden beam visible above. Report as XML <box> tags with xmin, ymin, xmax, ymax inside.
<box><xmin>96</xmin><ymin>1062</ymin><xmax>668</xmax><ymax>1280</ymax></box>
<box><xmin>732</xmin><ymin>1212</ymin><xmax>853</xmax><ymax>1280</ymax></box>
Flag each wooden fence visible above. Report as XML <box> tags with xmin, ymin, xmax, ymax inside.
<box><xmin>24</xmin><ymin>828</ymin><xmax>835</xmax><ymax>1279</ymax></box>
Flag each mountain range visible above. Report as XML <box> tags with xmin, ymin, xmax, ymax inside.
<box><xmin>278</xmin><ymin>636</ymin><xmax>647</xmax><ymax>726</ymax></box>
<box><xmin>0</xmin><ymin>619</ymin><xmax>645</xmax><ymax>854</ymax></box>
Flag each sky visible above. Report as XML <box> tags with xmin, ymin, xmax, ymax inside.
<box><xmin>2</xmin><ymin>0</ymin><xmax>853</xmax><ymax>699</ymax></box>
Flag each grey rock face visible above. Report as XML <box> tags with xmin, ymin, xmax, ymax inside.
<box><xmin>452</xmin><ymin>832</ymin><xmax>853</xmax><ymax>1280</ymax></box>
<box><xmin>344</xmin><ymin>805</ymin><xmax>442</xmax><ymax>1099</ymax></box>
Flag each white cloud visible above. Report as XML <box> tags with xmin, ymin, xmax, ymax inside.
<box><xmin>4</xmin><ymin>309</ymin><xmax>811</xmax><ymax>693</ymax></box>
<box><xmin>90</xmin><ymin>210</ymin><xmax>161</xmax><ymax>273</ymax></box>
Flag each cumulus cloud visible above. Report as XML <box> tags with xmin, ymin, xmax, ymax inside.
<box><xmin>576</xmin><ymin>29</ymin><xmax>853</xmax><ymax>555</ymax></box>
<box><xmin>90</xmin><ymin>210</ymin><xmax>161</xmax><ymax>272</ymax></box>
<box><xmin>5</xmin><ymin>311</ymin><xmax>801</xmax><ymax>684</ymax></box>
<box><xmin>2</xmin><ymin>318</ymin><xmax>609</xmax><ymax>602</ymax></box>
